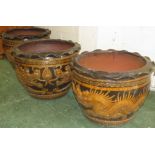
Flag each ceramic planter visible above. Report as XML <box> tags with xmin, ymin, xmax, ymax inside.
<box><xmin>0</xmin><ymin>27</ymin><xmax>15</xmax><ymax>59</ymax></box>
<box><xmin>2</xmin><ymin>27</ymin><xmax>51</xmax><ymax>65</ymax></box>
<box><xmin>0</xmin><ymin>26</ymin><xmax>31</xmax><ymax>59</ymax></box>
<box><xmin>13</xmin><ymin>39</ymin><xmax>81</xmax><ymax>99</ymax></box>
<box><xmin>71</xmin><ymin>49</ymin><xmax>154</xmax><ymax>126</ymax></box>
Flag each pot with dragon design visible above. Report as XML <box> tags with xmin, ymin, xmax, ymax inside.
<box><xmin>13</xmin><ymin>39</ymin><xmax>81</xmax><ymax>99</ymax></box>
<box><xmin>71</xmin><ymin>49</ymin><xmax>154</xmax><ymax>126</ymax></box>
<box><xmin>2</xmin><ymin>27</ymin><xmax>51</xmax><ymax>65</ymax></box>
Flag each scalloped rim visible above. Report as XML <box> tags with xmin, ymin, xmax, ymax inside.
<box><xmin>72</xmin><ymin>49</ymin><xmax>154</xmax><ymax>80</ymax></box>
<box><xmin>2</xmin><ymin>27</ymin><xmax>51</xmax><ymax>40</ymax></box>
<box><xmin>13</xmin><ymin>39</ymin><xmax>81</xmax><ymax>60</ymax></box>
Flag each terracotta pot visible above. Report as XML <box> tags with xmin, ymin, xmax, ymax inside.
<box><xmin>13</xmin><ymin>39</ymin><xmax>81</xmax><ymax>99</ymax></box>
<box><xmin>2</xmin><ymin>27</ymin><xmax>51</xmax><ymax>65</ymax></box>
<box><xmin>71</xmin><ymin>49</ymin><xmax>154</xmax><ymax>126</ymax></box>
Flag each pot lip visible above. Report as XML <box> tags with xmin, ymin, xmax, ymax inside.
<box><xmin>13</xmin><ymin>39</ymin><xmax>81</xmax><ymax>60</ymax></box>
<box><xmin>2</xmin><ymin>27</ymin><xmax>51</xmax><ymax>40</ymax></box>
<box><xmin>72</xmin><ymin>49</ymin><xmax>153</xmax><ymax>80</ymax></box>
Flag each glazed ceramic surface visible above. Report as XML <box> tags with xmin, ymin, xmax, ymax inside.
<box><xmin>71</xmin><ymin>49</ymin><xmax>154</xmax><ymax>126</ymax></box>
<box><xmin>0</xmin><ymin>26</ymin><xmax>31</xmax><ymax>59</ymax></box>
<box><xmin>13</xmin><ymin>39</ymin><xmax>81</xmax><ymax>99</ymax></box>
<box><xmin>2</xmin><ymin>27</ymin><xmax>51</xmax><ymax>65</ymax></box>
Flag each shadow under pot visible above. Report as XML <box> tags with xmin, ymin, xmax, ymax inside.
<box><xmin>2</xmin><ymin>27</ymin><xmax>51</xmax><ymax>65</ymax></box>
<box><xmin>71</xmin><ymin>49</ymin><xmax>154</xmax><ymax>126</ymax></box>
<box><xmin>13</xmin><ymin>39</ymin><xmax>81</xmax><ymax>99</ymax></box>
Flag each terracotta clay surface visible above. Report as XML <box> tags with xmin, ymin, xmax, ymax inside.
<box><xmin>78</xmin><ymin>51</ymin><xmax>146</xmax><ymax>72</ymax></box>
<box><xmin>7</xmin><ymin>29</ymin><xmax>45</xmax><ymax>36</ymax></box>
<box><xmin>5</xmin><ymin>28</ymin><xmax>49</xmax><ymax>39</ymax></box>
<box><xmin>19</xmin><ymin>40</ymin><xmax>75</xmax><ymax>53</ymax></box>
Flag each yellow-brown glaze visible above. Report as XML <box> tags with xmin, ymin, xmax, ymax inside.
<box><xmin>2</xmin><ymin>27</ymin><xmax>50</xmax><ymax>65</ymax></box>
<box><xmin>72</xmin><ymin>73</ymin><xmax>150</xmax><ymax>125</ymax></box>
<box><xmin>0</xmin><ymin>26</ymin><xmax>31</xmax><ymax>59</ymax></box>
<box><xmin>14</xmin><ymin>39</ymin><xmax>81</xmax><ymax>99</ymax></box>
<box><xmin>15</xmin><ymin>57</ymin><xmax>73</xmax><ymax>99</ymax></box>
<box><xmin>71</xmin><ymin>50</ymin><xmax>153</xmax><ymax>126</ymax></box>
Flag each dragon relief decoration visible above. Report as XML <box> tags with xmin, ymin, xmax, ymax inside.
<box><xmin>16</xmin><ymin>63</ymin><xmax>72</xmax><ymax>98</ymax></box>
<box><xmin>72</xmin><ymin>81</ymin><xmax>149</xmax><ymax>122</ymax></box>
<box><xmin>71</xmin><ymin>49</ymin><xmax>153</xmax><ymax>125</ymax></box>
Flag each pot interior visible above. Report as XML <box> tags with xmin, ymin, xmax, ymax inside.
<box><xmin>6</xmin><ymin>28</ymin><xmax>47</xmax><ymax>37</ymax></box>
<box><xmin>18</xmin><ymin>40</ymin><xmax>75</xmax><ymax>53</ymax></box>
<box><xmin>78</xmin><ymin>51</ymin><xmax>146</xmax><ymax>72</ymax></box>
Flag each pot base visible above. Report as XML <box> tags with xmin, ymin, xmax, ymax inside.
<box><xmin>84</xmin><ymin>113</ymin><xmax>133</xmax><ymax>126</ymax></box>
<box><xmin>30</xmin><ymin>89</ymin><xmax>69</xmax><ymax>99</ymax></box>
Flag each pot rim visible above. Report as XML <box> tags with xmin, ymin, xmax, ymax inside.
<box><xmin>13</xmin><ymin>39</ymin><xmax>81</xmax><ymax>60</ymax></box>
<box><xmin>72</xmin><ymin>49</ymin><xmax>154</xmax><ymax>80</ymax></box>
<box><xmin>2</xmin><ymin>27</ymin><xmax>51</xmax><ymax>40</ymax></box>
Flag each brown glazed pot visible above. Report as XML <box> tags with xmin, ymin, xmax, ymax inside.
<box><xmin>71</xmin><ymin>49</ymin><xmax>154</xmax><ymax>126</ymax></box>
<box><xmin>0</xmin><ymin>26</ymin><xmax>32</xmax><ymax>59</ymax></box>
<box><xmin>2</xmin><ymin>27</ymin><xmax>51</xmax><ymax>65</ymax></box>
<box><xmin>13</xmin><ymin>39</ymin><xmax>81</xmax><ymax>99</ymax></box>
